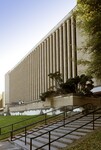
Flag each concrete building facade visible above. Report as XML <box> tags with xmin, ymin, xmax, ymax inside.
<box><xmin>5</xmin><ymin>9</ymin><xmax>87</xmax><ymax>106</ymax></box>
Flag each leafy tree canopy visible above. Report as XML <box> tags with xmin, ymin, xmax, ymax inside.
<box><xmin>75</xmin><ymin>0</ymin><xmax>101</xmax><ymax>79</ymax></box>
<box><xmin>40</xmin><ymin>72</ymin><xmax>94</xmax><ymax>101</ymax></box>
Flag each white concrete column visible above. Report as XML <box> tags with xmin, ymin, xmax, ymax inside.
<box><xmin>42</xmin><ymin>43</ymin><xmax>45</xmax><ymax>93</ymax></box>
<box><xmin>36</xmin><ymin>49</ymin><xmax>38</xmax><ymax>100</ymax></box>
<box><xmin>28</xmin><ymin>54</ymin><xmax>31</xmax><ymax>101</ymax></box>
<box><xmin>32</xmin><ymin>51</ymin><xmax>35</xmax><ymax>101</ymax></box>
<box><xmin>31</xmin><ymin>52</ymin><xmax>34</xmax><ymax>101</ymax></box>
<box><xmin>56</xmin><ymin>29</ymin><xmax>60</xmax><ymax>72</ymax></box>
<box><xmin>46</xmin><ymin>38</ymin><xmax>50</xmax><ymax>89</ymax></box>
<box><xmin>53</xmin><ymin>32</ymin><xmax>56</xmax><ymax>73</ymax></box>
<box><xmin>35</xmin><ymin>49</ymin><xmax>38</xmax><ymax>100</ymax></box>
<box><xmin>30</xmin><ymin>53</ymin><xmax>32</xmax><ymax>101</ymax></box>
<box><xmin>33</xmin><ymin>51</ymin><xmax>36</xmax><ymax>100</ymax></box>
<box><xmin>59</xmin><ymin>26</ymin><xmax>63</xmax><ymax>77</ymax></box>
<box><xmin>44</xmin><ymin>40</ymin><xmax>47</xmax><ymax>91</ymax></box>
<box><xmin>30</xmin><ymin>52</ymin><xmax>33</xmax><ymax>101</ymax></box>
<box><xmin>63</xmin><ymin>22</ymin><xmax>68</xmax><ymax>82</ymax></box>
<box><xmin>34</xmin><ymin>50</ymin><xmax>37</xmax><ymax>100</ymax></box>
<box><xmin>40</xmin><ymin>44</ymin><xmax>42</xmax><ymax>94</ymax></box>
<box><xmin>53</xmin><ymin>32</ymin><xmax>56</xmax><ymax>87</ymax></box>
<box><xmin>39</xmin><ymin>45</ymin><xmax>42</xmax><ymax>95</ymax></box>
<box><xmin>25</xmin><ymin>56</ymin><xmax>29</xmax><ymax>101</ymax></box>
<box><xmin>67</xmin><ymin>19</ymin><xmax>72</xmax><ymax>78</ymax></box>
<box><xmin>35</xmin><ymin>49</ymin><xmax>39</xmax><ymax>100</ymax></box>
<box><xmin>49</xmin><ymin>35</ymin><xmax>53</xmax><ymax>87</ymax></box>
<box><xmin>29</xmin><ymin>53</ymin><xmax>31</xmax><ymax>101</ymax></box>
<box><xmin>37</xmin><ymin>47</ymin><xmax>40</xmax><ymax>99</ymax></box>
<box><xmin>71</xmin><ymin>16</ymin><xmax>77</xmax><ymax>77</ymax></box>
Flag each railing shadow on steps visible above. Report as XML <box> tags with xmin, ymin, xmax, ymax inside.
<box><xmin>0</xmin><ymin>104</ymin><xmax>81</xmax><ymax>140</ymax></box>
<box><xmin>10</xmin><ymin>104</ymin><xmax>89</xmax><ymax>143</ymax></box>
<box><xmin>29</xmin><ymin>107</ymin><xmax>101</xmax><ymax>150</ymax></box>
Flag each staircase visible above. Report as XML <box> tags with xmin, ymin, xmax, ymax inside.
<box><xmin>11</xmin><ymin>107</ymin><xmax>101</xmax><ymax>150</ymax></box>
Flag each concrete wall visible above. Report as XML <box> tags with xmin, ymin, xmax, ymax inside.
<box><xmin>9</xmin><ymin>95</ymin><xmax>101</xmax><ymax>113</ymax></box>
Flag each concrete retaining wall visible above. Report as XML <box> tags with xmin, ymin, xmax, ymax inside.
<box><xmin>9</xmin><ymin>95</ymin><xmax>101</xmax><ymax>113</ymax></box>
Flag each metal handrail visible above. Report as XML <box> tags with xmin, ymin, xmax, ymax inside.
<box><xmin>30</xmin><ymin>107</ymin><xmax>101</xmax><ymax>150</ymax></box>
<box><xmin>0</xmin><ymin>107</ymin><xmax>62</xmax><ymax>135</ymax></box>
<box><xmin>0</xmin><ymin>113</ymin><xmax>63</xmax><ymax>140</ymax></box>
<box><xmin>1</xmin><ymin>102</ymin><xmax>91</xmax><ymax>135</ymax></box>
<box><xmin>10</xmin><ymin>104</ymin><xmax>85</xmax><ymax>142</ymax></box>
<box><xmin>10</xmin><ymin>112</ymin><xmax>63</xmax><ymax>141</ymax></box>
<box><xmin>11</xmin><ymin>111</ymin><xmax>82</xmax><ymax>142</ymax></box>
<box><xmin>10</xmin><ymin>105</ymin><xmax>84</xmax><ymax>141</ymax></box>
<box><xmin>0</xmin><ymin>115</ymin><xmax>43</xmax><ymax>135</ymax></box>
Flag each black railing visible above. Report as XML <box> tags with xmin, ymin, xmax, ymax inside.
<box><xmin>0</xmin><ymin>114</ymin><xmax>43</xmax><ymax>134</ymax></box>
<box><xmin>10</xmin><ymin>104</ymin><xmax>93</xmax><ymax>144</ymax></box>
<box><xmin>10</xmin><ymin>105</ymin><xmax>85</xmax><ymax>142</ymax></box>
<box><xmin>30</xmin><ymin>107</ymin><xmax>101</xmax><ymax>150</ymax></box>
<box><xmin>0</xmin><ymin>107</ymin><xmax>65</xmax><ymax>140</ymax></box>
<box><xmin>0</xmin><ymin>103</ymin><xmax>97</xmax><ymax>142</ymax></box>
<box><xmin>10</xmin><ymin>113</ymin><xmax>62</xmax><ymax>142</ymax></box>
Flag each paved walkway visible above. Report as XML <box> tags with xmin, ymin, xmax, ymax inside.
<box><xmin>0</xmin><ymin>141</ymin><xmax>23</xmax><ymax>150</ymax></box>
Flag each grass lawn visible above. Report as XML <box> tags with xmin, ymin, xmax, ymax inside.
<box><xmin>63</xmin><ymin>127</ymin><xmax>101</xmax><ymax>150</ymax></box>
<box><xmin>0</xmin><ymin>115</ymin><xmax>44</xmax><ymax>127</ymax></box>
<box><xmin>0</xmin><ymin>115</ymin><xmax>45</xmax><ymax>140</ymax></box>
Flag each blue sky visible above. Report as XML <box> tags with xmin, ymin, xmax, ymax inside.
<box><xmin>0</xmin><ymin>0</ymin><xmax>76</xmax><ymax>93</ymax></box>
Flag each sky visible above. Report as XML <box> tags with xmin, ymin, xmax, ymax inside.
<box><xmin>0</xmin><ymin>0</ymin><xmax>76</xmax><ymax>93</ymax></box>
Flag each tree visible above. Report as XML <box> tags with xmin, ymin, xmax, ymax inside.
<box><xmin>48</xmin><ymin>72</ymin><xmax>63</xmax><ymax>88</ymax></box>
<box><xmin>40</xmin><ymin>72</ymin><xmax>94</xmax><ymax>101</ymax></box>
<box><xmin>75</xmin><ymin>0</ymin><xmax>101</xmax><ymax>79</ymax></box>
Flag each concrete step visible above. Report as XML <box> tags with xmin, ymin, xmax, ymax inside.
<box><xmin>15</xmin><ymin>136</ymin><xmax>58</xmax><ymax>150</ymax></box>
<box><xmin>12</xmin><ymin>112</ymin><xmax>101</xmax><ymax>150</ymax></box>
<box><xmin>14</xmin><ymin>140</ymin><xmax>29</xmax><ymax>150</ymax></box>
<box><xmin>77</xmin><ymin>128</ymin><xmax>92</xmax><ymax>132</ymax></box>
<box><xmin>0</xmin><ymin>141</ymin><xmax>25</xmax><ymax>150</ymax></box>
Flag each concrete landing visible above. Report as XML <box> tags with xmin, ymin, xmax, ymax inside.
<box><xmin>0</xmin><ymin>141</ymin><xmax>23</xmax><ymax>150</ymax></box>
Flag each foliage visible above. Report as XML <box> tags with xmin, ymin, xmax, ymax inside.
<box><xmin>75</xmin><ymin>0</ymin><xmax>101</xmax><ymax>79</ymax></box>
<box><xmin>40</xmin><ymin>90</ymin><xmax>56</xmax><ymax>101</ymax></box>
<box><xmin>40</xmin><ymin>72</ymin><xmax>64</xmax><ymax>101</ymax></box>
<box><xmin>40</xmin><ymin>72</ymin><xmax>94</xmax><ymax>101</ymax></box>
<box><xmin>60</xmin><ymin>76</ymin><xmax>80</xmax><ymax>94</ymax></box>
<box><xmin>48</xmin><ymin>72</ymin><xmax>63</xmax><ymax>89</ymax></box>
<box><xmin>78</xmin><ymin>59</ymin><xmax>90</xmax><ymax>66</ymax></box>
<box><xmin>60</xmin><ymin>74</ymin><xmax>94</xmax><ymax>96</ymax></box>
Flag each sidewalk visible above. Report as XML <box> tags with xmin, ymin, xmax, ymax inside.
<box><xmin>0</xmin><ymin>141</ymin><xmax>23</xmax><ymax>150</ymax></box>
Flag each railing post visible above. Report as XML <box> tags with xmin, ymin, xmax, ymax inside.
<box><xmin>11</xmin><ymin>131</ymin><xmax>13</xmax><ymax>141</ymax></box>
<box><xmin>49</xmin><ymin>131</ymin><xmax>51</xmax><ymax>150</ymax></box>
<box><xmin>25</xmin><ymin>127</ymin><xmax>27</xmax><ymax>145</ymax></box>
<box><xmin>93</xmin><ymin>111</ymin><xmax>95</xmax><ymax>130</ymax></box>
<box><xmin>30</xmin><ymin>138</ymin><xmax>32</xmax><ymax>150</ymax></box>
<box><xmin>45</xmin><ymin>113</ymin><xmax>47</xmax><ymax>125</ymax></box>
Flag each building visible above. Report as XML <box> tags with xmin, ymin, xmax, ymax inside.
<box><xmin>5</xmin><ymin>8</ymin><xmax>100</xmax><ymax>110</ymax></box>
<box><xmin>0</xmin><ymin>92</ymin><xmax>5</xmax><ymax>113</ymax></box>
